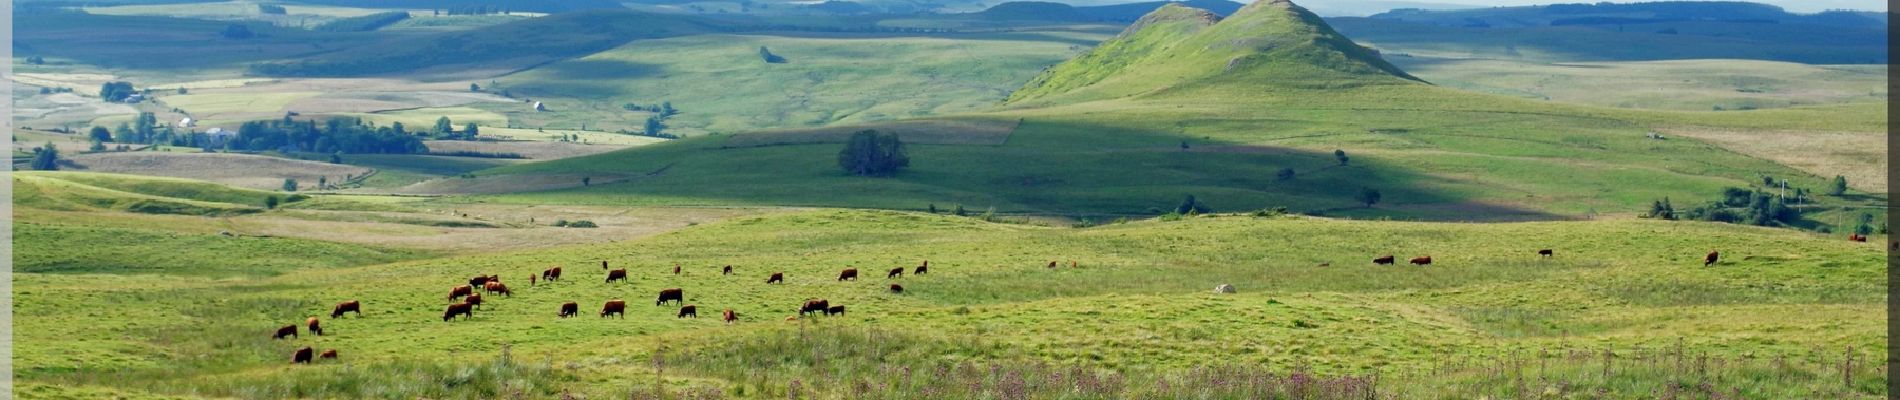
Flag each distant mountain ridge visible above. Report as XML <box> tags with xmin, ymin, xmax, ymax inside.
<box><xmin>973</xmin><ymin>0</ymin><xmax>1244</xmax><ymax>22</ymax></box>
<box><xmin>1371</xmin><ymin>1</ymin><xmax>1886</xmax><ymax>29</ymax></box>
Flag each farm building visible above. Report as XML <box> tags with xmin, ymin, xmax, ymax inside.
<box><xmin>178</xmin><ymin>117</ymin><xmax>195</xmax><ymax>128</ymax></box>
<box><xmin>533</xmin><ymin>101</ymin><xmax>546</xmax><ymax>111</ymax></box>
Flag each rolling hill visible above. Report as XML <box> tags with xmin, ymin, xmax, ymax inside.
<box><xmin>467</xmin><ymin>0</ymin><xmax>1883</xmax><ymax>227</ymax></box>
<box><xmin>248</xmin><ymin>10</ymin><xmax>728</xmax><ymax>76</ymax></box>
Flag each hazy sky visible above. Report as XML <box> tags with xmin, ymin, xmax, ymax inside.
<box><xmin>1432</xmin><ymin>0</ymin><xmax>1884</xmax><ymax>13</ymax></box>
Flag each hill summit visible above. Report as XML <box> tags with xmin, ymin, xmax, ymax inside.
<box><xmin>1007</xmin><ymin>0</ymin><xmax>1420</xmax><ymax>104</ymax></box>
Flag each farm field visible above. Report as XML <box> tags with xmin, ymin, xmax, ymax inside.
<box><xmin>1390</xmin><ymin>58</ymin><xmax>1889</xmax><ymax>111</ymax></box>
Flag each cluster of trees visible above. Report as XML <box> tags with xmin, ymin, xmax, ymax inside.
<box><xmin>431</xmin><ymin>116</ymin><xmax>480</xmax><ymax>140</ymax></box>
<box><xmin>1650</xmin><ymin>187</ymin><xmax>1800</xmax><ymax>227</ymax></box>
<box><xmin>622</xmin><ymin>101</ymin><xmax>680</xmax><ymax>138</ymax></box>
<box><xmin>313</xmin><ymin>11</ymin><xmax>410</xmax><ymax>32</ymax></box>
<box><xmin>257</xmin><ymin>4</ymin><xmax>287</xmax><ymax>14</ymax></box>
<box><xmin>28</xmin><ymin>143</ymin><xmax>60</xmax><ymax>171</ymax></box>
<box><xmin>38</xmin><ymin>87</ymin><xmax>73</xmax><ymax>95</ymax></box>
<box><xmin>759</xmin><ymin>46</ymin><xmax>787</xmax><ymax>63</ymax></box>
<box><xmin>838</xmin><ymin>130</ymin><xmax>908</xmax><ymax>176</ymax></box>
<box><xmin>25</xmin><ymin>56</ymin><xmax>44</xmax><ymax>65</ymax></box>
<box><xmin>221</xmin><ymin>24</ymin><xmax>256</xmax><ymax>39</ymax></box>
<box><xmin>231</xmin><ymin>117</ymin><xmax>427</xmax><ymax>154</ymax></box>
<box><xmin>98</xmin><ymin>81</ymin><xmax>136</xmax><ymax>102</ymax></box>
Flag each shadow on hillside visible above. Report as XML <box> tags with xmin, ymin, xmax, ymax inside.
<box><xmin>517</xmin><ymin>117</ymin><xmax>1568</xmax><ymax>222</ymax></box>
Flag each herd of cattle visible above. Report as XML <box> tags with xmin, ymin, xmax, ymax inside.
<box><xmin>268</xmin><ymin>246</ymin><xmax>1768</xmax><ymax>364</ymax></box>
<box><xmin>268</xmin><ymin>260</ymin><xmax>937</xmax><ymax>364</ymax></box>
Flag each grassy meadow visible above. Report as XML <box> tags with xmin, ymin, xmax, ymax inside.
<box><xmin>12</xmin><ymin>203</ymin><xmax>1886</xmax><ymax>398</ymax></box>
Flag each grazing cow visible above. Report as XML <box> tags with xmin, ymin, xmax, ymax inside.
<box><xmin>443</xmin><ymin>302</ymin><xmax>474</xmax><ymax>322</ymax></box>
<box><xmin>674</xmin><ymin>264</ymin><xmax>682</xmax><ymax>275</ymax></box>
<box><xmin>677</xmin><ymin>304</ymin><xmax>698</xmax><ymax>318</ymax></box>
<box><xmin>484</xmin><ymin>281</ymin><xmax>513</xmax><ymax>297</ymax></box>
<box><xmin>306</xmin><ymin>317</ymin><xmax>323</xmax><ymax>336</ymax></box>
<box><xmin>837</xmin><ymin>268</ymin><xmax>858</xmax><ymax>281</ymax></box>
<box><xmin>559</xmin><ymin>302</ymin><xmax>579</xmax><ymax>318</ymax></box>
<box><xmin>766</xmin><ymin>272</ymin><xmax>784</xmax><ymax>284</ymax></box>
<box><xmin>464</xmin><ymin>293</ymin><xmax>484</xmax><ymax>309</ymax></box>
<box><xmin>1409</xmin><ymin>256</ymin><xmax>1433</xmax><ymax>266</ymax></box>
<box><xmin>606</xmin><ymin>268</ymin><xmax>628</xmax><ymax>283</ymax></box>
<box><xmin>887</xmin><ymin>267</ymin><xmax>904</xmax><ymax>279</ymax></box>
<box><xmin>723</xmin><ymin>309</ymin><xmax>737</xmax><ymax>324</ymax></box>
<box><xmin>331</xmin><ymin>301</ymin><xmax>361</xmax><ymax>318</ymax></box>
<box><xmin>1704</xmin><ymin>250</ymin><xmax>1720</xmax><ymax>266</ymax></box>
<box><xmin>320</xmin><ymin>349</ymin><xmax>338</xmax><ymax>360</ymax></box>
<box><xmin>825</xmin><ymin>305</ymin><xmax>846</xmax><ymax>316</ymax></box>
<box><xmin>1046</xmin><ymin>261</ymin><xmax>1058</xmax><ymax>269</ymax></box>
<box><xmin>1373</xmin><ymin>255</ymin><xmax>1396</xmax><ymax>265</ymax></box>
<box><xmin>273</xmin><ymin>324</ymin><xmax>298</xmax><ymax>340</ymax></box>
<box><xmin>449</xmin><ymin>285</ymin><xmax>473</xmax><ymax>300</ymax></box>
<box><xmin>543</xmin><ymin>267</ymin><xmax>563</xmax><ymax>282</ymax></box>
<box><xmin>292</xmin><ymin>347</ymin><xmax>314</xmax><ymax>364</ymax></box>
<box><xmin>656</xmin><ymin>288</ymin><xmax>684</xmax><ymax>306</ymax></box>
<box><xmin>1071</xmin><ymin>261</ymin><xmax>1077</xmax><ymax>268</ymax></box>
<box><xmin>890</xmin><ymin>284</ymin><xmax>905</xmax><ymax>294</ymax></box>
<box><xmin>915</xmin><ymin>260</ymin><xmax>928</xmax><ymax>275</ymax></box>
<box><xmin>470</xmin><ymin>275</ymin><xmax>493</xmax><ymax>288</ymax></box>
<box><xmin>602</xmin><ymin>260</ymin><xmax>609</xmax><ymax>270</ymax></box>
<box><xmin>1849</xmin><ymin>234</ymin><xmax>1867</xmax><ymax>242</ymax></box>
<box><xmin>1537</xmin><ymin>249</ymin><xmax>1554</xmax><ymax>258</ymax></box>
<box><xmin>529</xmin><ymin>274</ymin><xmax>537</xmax><ymax>287</ymax></box>
<box><xmin>799</xmin><ymin>299</ymin><xmax>829</xmax><ymax>317</ymax></box>
<box><xmin>723</xmin><ymin>265</ymin><xmax>733</xmax><ymax>275</ymax></box>
<box><xmin>601</xmin><ymin>299</ymin><xmax>627</xmax><ymax>318</ymax></box>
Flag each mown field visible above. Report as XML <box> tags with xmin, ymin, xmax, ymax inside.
<box><xmin>14</xmin><ymin>199</ymin><xmax>1886</xmax><ymax>398</ymax></box>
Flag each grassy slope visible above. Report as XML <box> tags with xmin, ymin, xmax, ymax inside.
<box><xmin>497</xmin><ymin>30</ymin><xmax>1103</xmax><ymax>135</ymax></box>
<box><xmin>247</xmin><ymin>10</ymin><xmax>725</xmax><ymax>76</ymax></box>
<box><xmin>473</xmin><ymin>2</ymin><xmax>1884</xmax><ymax>225</ymax></box>
<box><xmin>14</xmin><ymin>209</ymin><xmax>1884</xmax><ymax>398</ymax></box>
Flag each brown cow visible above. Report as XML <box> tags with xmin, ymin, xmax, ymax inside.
<box><xmin>443</xmin><ymin>302</ymin><xmax>474</xmax><ymax>322</ymax></box>
<box><xmin>470</xmin><ymin>275</ymin><xmax>493</xmax><ymax>288</ymax></box>
<box><xmin>307</xmin><ymin>317</ymin><xmax>323</xmax><ymax>336</ymax></box>
<box><xmin>464</xmin><ymin>293</ymin><xmax>484</xmax><ymax>309</ymax></box>
<box><xmin>529</xmin><ymin>274</ymin><xmax>537</xmax><ymax>287</ymax></box>
<box><xmin>723</xmin><ymin>265</ymin><xmax>733</xmax><ymax>275</ymax></box>
<box><xmin>602</xmin><ymin>260</ymin><xmax>609</xmax><ymax>270</ymax></box>
<box><xmin>1373</xmin><ymin>255</ymin><xmax>1395</xmax><ymax>265</ymax></box>
<box><xmin>677</xmin><ymin>304</ymin><xmax>698</xmax><ymax>318</ymax></box>
<box><xmin>890</xmin><ymin>284</ymin><xmax>904</xmax><ymax>294</ymax></box>
<box><xmin>766</xmin><ymin>272</ymin><xmax>784</xmax><ymax>284</ymax></box>
<box><xmin>449</xmin><ymin>285</ymin><xmax>473</xmax><ymax>300</ymax></box>
<box><xmin>673</xmin><ymin>264</ymin><xmax>682</xmax><ymax>275</ymax></box>
<box><xmin>1537</xmin><ymin>249</ymin><xmax>1554</xmax><ymax>257</ymax></box>
<box><xmin>606</xmin><ymin>268</ymin><xmax>629</xmax><ymax>283</ymax></box>
<box><xmin>799</xmin><ymin>299</ymin><xmax>829</xmax><ymax>317</ymax></box>
<box><xmin>292</xmin><ymin>347</ymin><xmax>314</xmax><ymax>364</ymax></box>
<box><xmin>914</xmin><ymin>260</ymin><xmax>928</xmax><ymax>275</ymax></box>
<box><xmin>1704</xmin><ymin>250</ymin><xmax>1720</xmax><ymax>266</ymax></box>
<box><xmin>656</xmin><ymin>288</ymin><xmax>684</xmax><ymax>306</ymax></box>
<box><xmin>1409</xmin><ymin>256</ymin><xmax>1433</xmax><ymax>266</ymax></box>
<box><xmin>319</xmin><ymin>349</ymin><xmax>338</xmax><ymax>360</ymax></box>
<box><xmin>601</xmin><ymin>299</ymin><xmax>627</xmax><ymax>318</ymax></box>
<box><xmin>331</xmin><ymin>300</ymin><xmax>361</xmax><ymax>318</ymax></box>
<box><xmin>825</xmin><ymin>305</ymin><xmax>846</xmax><ymax>316</ymax></box>
<box><xmin>1046</xmin><ymin>261</ymin><xmax>1058</xmax><ymax>269</ymax></box>
<box><xmin>838</xmin><ymin>268</ymin><xmax>858</xmax><ymax>281</ymax></box>
<box><xmin>1849</xmin><ymin>234</ymin><xmax>1867</xmax><ymax>242</ymax></box>
<box><xmin>484</xmin><ymin>281</ymin><xmax>513</xmax><ymax>297</ymax></box>
<box><xmin>887</xmin><ymin>267</ymin><xmax>904</xmax><ymax>279</ymax></box>
<box><xmin>559</xmin><ymin>302</ymin><xmax>579</xmax><ymax>318</ymax></box>
<box><xmin>723</xmin><ymin>309</ymin><xmax>737</xmax><ymax>324</ymax></box>
<box><xmin>273</xmin><ymin>324</ymin><xmax>298</xmax><ymax>340</ymax></box>
<box><xmin>543</xmin><ymin>267</ymin><xmax>563</xmax><ymax>282</ymax></box>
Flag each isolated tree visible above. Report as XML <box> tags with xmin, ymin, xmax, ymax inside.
<box><xmin>283</xmin><ymin>179</ymin><xmax>299</xmax><ymax>192</ymax></box>
<box><xmin>838</xmin><ymin>130</ymin><xmax>909</xmax><ymax>176</ymax></box>
<box><xmin>582</xmin><ymin>176</ymin><xmax>592</xmax><ymax>186</ymax></box>
<box><xmin>464</xmin><ymin>123</ymin><xmax>480</xmax><ymax>139</ymax></box>
<box><xmin>758</xmin><ymin>46</ymin><xmax>786</xmax><ymax>63</ymax></box>
<box><xmin>1356</xmin><ymin>188</ymin><xmax>1382</xmax><ymax>208</ymax></box>
<box><xmin>1334</xmin><ymin>149</ymin><xmax>1350</xmax><ymax>166</ymax></box>
<box><xmin>98</xmin><ymin>81</ymin><xmax>135</xmax><ymax>102</ymax></box>
<box><xmin>318</xmin><ymin>176</ymin><xmax>328</xmax><ymax>189</ymax></box>
<box><xmin>88</xmin><ymin>126</ymin><xmax>112</xmax><ymax>142</ymax></box>
<box><xmin>329</xmin><ymin>152</ymin><xmax>343</xmax><ymax>164</ymax></box>
<box><xmin>1275</xmin><ymin>168</ymin><xmax>1295</xmax><ymax>181</ymax></box>
<box><xmin>1175</xmin><ymin>195</ymin><xmax>1209</xmax><ymax>215</ymax></box>
<box><xmin>1180</xmin><ymin>140</ymin><xmax>1189</xmax><ymax>150</ymax></box>
<box><xmin>643</xmin><ymin>117</ymin><xmax>665</xmax><ymax>137</ymax></box>
<box><xmin>220</xmin><ymin>24</ymin><xmax>255</xmax><ymax>39</ymax></box>
<box><xmin>29</xmin><ymin>143</ymin><xmax>59</xmax><ymax>171</ymax></box>
<box><xmin>434</xmin><ymin>116</ymin><xmax>454</xmax><ymax>134</ymax></box>
<box><xmin>661</xmin><ymin>101</ymin><xmax>677</xmax><ymax>116</ymax></box>
<box><xmin>470</xmin><ymin>83</ymin><xmax>481</xmax><ymax>92</ymax></box>
<box><xmin>177</xmin><ymin>87</ymin><xmax>188</xmax><ymax>95</ymax></box>
<box><xmin>953</xmin><ymin>204</ymin><xmax>967</xmax><ymax>216</ymax></box>
<box><xmin>265</xmin><ymin>196</ymin><xmax>280</xmax><ymax>209</ymax></box>
<box><xmin>1827</xmin><ymin>175</ymin><xmax>1848</xmax><ymax>196</ymax></box>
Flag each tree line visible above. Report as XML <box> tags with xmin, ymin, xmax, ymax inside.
<box><xmin>232</xmin><ymin>117</ymin><xmax>427</xmax><ymax>154</ymax></box>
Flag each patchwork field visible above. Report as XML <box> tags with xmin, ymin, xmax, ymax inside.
<box><xmin>64</xmin><ymin>152</ymin><xmax>372</xmax><ymax>190</ymax></box>
<box><xmin>1391</xmin><ymin>58</ymin><xmax>1888</xmax><ymax>111</ymax></box>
